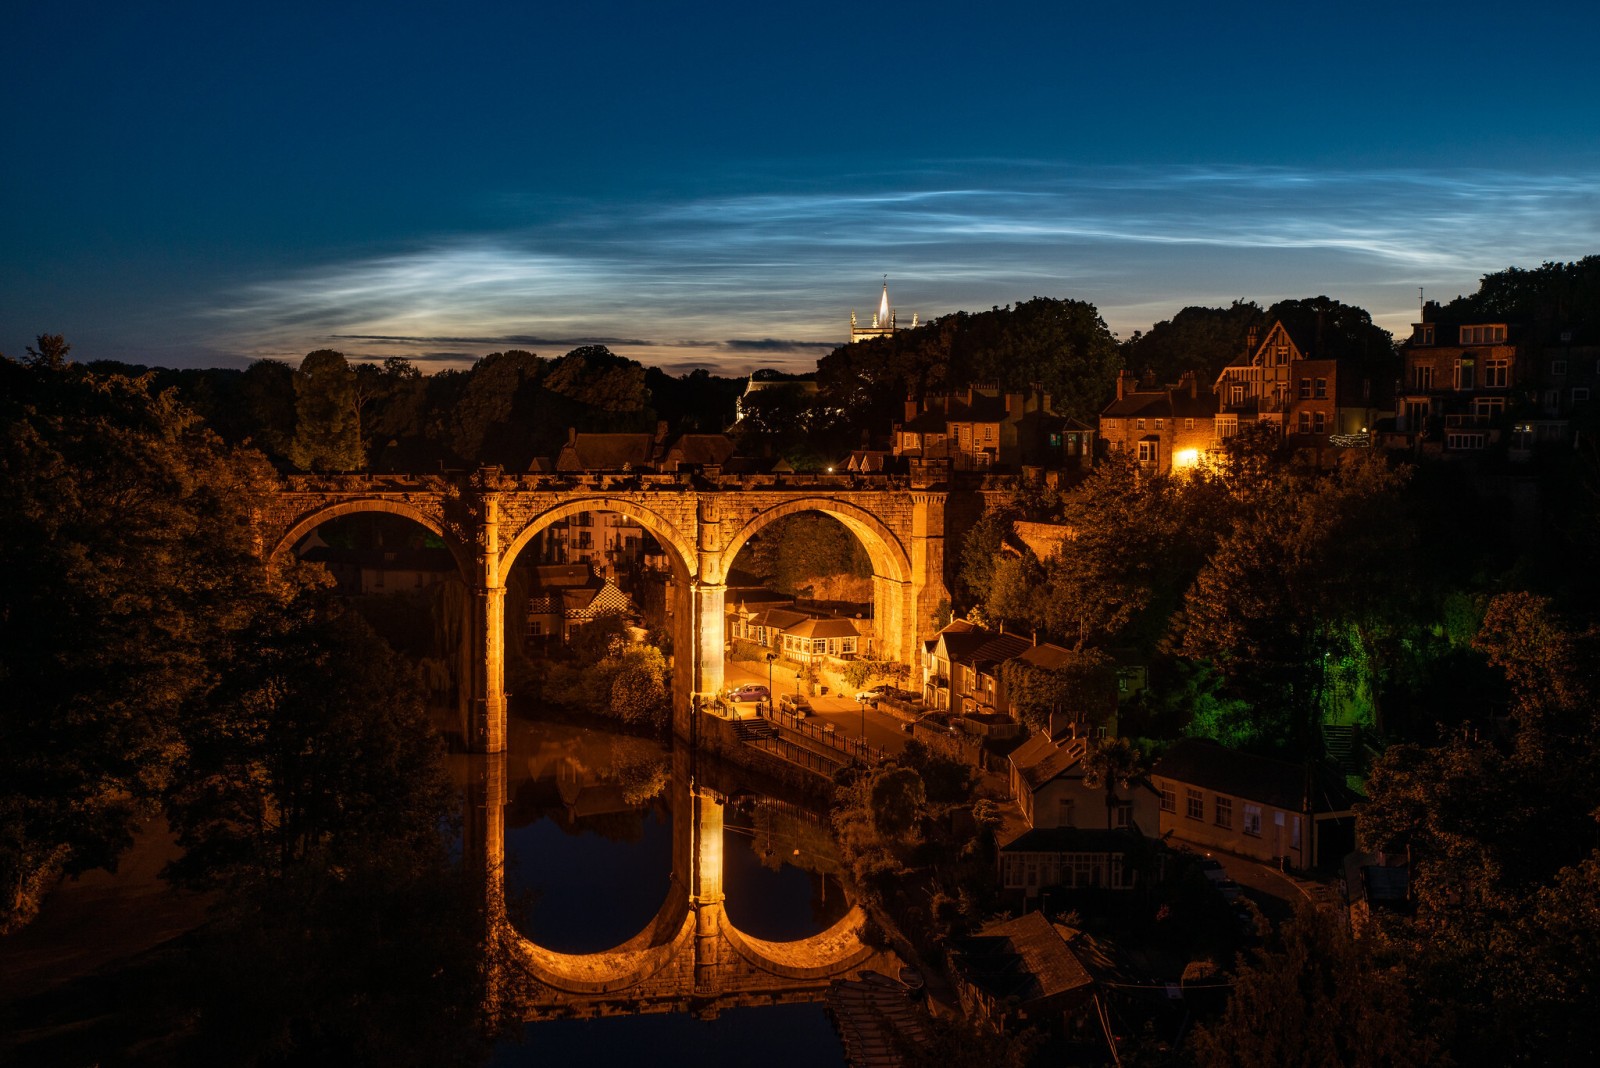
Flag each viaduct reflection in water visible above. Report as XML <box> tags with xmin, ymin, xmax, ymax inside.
<box><xmin>461</xmin><ymin>737</ymin><xmax>900</xmax><ymax>1021</ymax></box>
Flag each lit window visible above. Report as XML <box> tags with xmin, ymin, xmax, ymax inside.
<box><xmin>1243</xmin><ymin>804</ymin><xmax>1262</xmax><ymax>836</ymax></box>
<box><xmin>1455</xmin><ymin>359</ymin><xmax>1475</xmax><ymax>390</ymax></box>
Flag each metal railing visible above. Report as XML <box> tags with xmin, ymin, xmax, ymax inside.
<box><xmin>761</xmin><ymin>706</ymin><xmax>890</xmax><ymax>764</ymax></box>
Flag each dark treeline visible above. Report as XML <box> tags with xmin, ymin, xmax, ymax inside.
<box><xmin>1</xmin><ymin>340</ymin><xmax>501</xmax><ymax>1063</ymax></box>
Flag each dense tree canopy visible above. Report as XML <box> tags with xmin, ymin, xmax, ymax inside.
<box><xmin>0</xmin><ymin>340</ymin><xmax>279</xmax><ymax>930</ymax></box>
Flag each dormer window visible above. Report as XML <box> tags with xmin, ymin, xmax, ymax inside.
<box><xmin>1459</xmin><ymin>324</ymin><xmax>1507</xmax><ymax>345</ymax></box>
<box><xmin>1416</xmin><ymin>325</ymin><xmax>1435</xmax><ymax>345</ymax></box>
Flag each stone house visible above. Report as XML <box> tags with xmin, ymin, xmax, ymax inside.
<box><xmin>1098</xmin><ymin>371</ymin><xmax>1220</xmax><ymax>474</ymax></box>
<box><xmin>921</xmin><ymin>620</ymin><xmax>1031</xmax><ymax>712</ymax></box>
<box><xmin>523</xmin><ymin>564</ymin><xmax>635</xmax><ymax>645</ymax></box>
<box><xmin>892</xmin><ymin>383</ymin><xmax>1073</xmax><ymax>471</ymax></box>
<box><xmin>1151</xmin><ymin>738</ymin><xmax>1360</xmax><ymax>871</ymax></box>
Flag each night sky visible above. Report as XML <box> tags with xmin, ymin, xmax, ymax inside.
<box><xmin>5</xmin><ymin>1</ymin><xmax>1598</xmax><ymax>373</ymax></box>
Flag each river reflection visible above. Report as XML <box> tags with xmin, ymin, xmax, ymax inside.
<box><xmin>444</xmin><ymin>709</ymin><xmax>869</xmax><ymax>1064</ymax></box>
<box><xmin>455</xmin><ymin>717</ymin><xmax>849</xmax><ymax>953</ymax></box>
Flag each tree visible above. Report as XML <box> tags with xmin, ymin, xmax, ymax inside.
<box><xmin>1082</xmin><ymin>737</ymin><xmax>1145</xmax><ymax>889</ymax></box>
<box><xmin>288</xmin><ymin>349</ymin><xmax>363</xmax><ymax>472</ymax></box>
<box><xmin>0</xmin><ymin>344</ymin><xmax>278</xmax><ymax>931</ymax></box>
<box><xmin>1189</xmin><ymin>906</ymin><xmax>1443</xmax><ymax>1067</ymax></box>
<box><xmin>1181</xmin><ymin>451</ymin><xmax>1416</xmax><ymax>753</ymax></box>
<box><xmin>1121</xmin><ymin>301</ymin><xmax>1265</xmax><ymax>385</ymax></box>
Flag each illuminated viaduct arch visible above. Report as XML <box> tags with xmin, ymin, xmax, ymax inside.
<box><xmin>258</xmin><ymin>471</ymin><xmax>951</xmax><ymax>753</ymax></box>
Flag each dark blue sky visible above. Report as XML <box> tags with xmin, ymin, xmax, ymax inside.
<box><xmin>5</xmin><ymin>1</ymin><xmax>1598</xmax><ymax>372</ymax></box>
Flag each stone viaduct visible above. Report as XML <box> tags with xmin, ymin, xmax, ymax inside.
<box><xmin>464</xmin><ymin>744</ymin><xmax>900</xmax><ymax>1019</ymax></box>
<box><xmin>259</xmin><ymin>468</ymin><xmax>954</xmax><ymax>752</ymax></box>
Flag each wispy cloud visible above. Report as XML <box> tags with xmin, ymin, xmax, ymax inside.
<box><xmin>204</xmin><ymin>165</ymin><xmax>1600</xmax><ymax>371</ymax></box>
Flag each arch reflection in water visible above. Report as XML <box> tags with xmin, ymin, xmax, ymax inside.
<box><xmin>463</xmin><ymin>736</ymin><xmax>900</xmax><ymax>1020</ymax></box>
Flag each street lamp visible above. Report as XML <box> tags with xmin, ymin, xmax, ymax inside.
<box><xmin>765</xmin><ymin>652</ymin><xmax>777</xmax><ymax>714</ymax></box>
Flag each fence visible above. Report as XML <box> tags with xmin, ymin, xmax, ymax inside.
<box><xmin>762</xmin><ymin>706</ymin><xmax>890</xmax><ymax>765</ymax></box>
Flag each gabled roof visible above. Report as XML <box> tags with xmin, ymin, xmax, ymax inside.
<box><xmin>750</xmin><ymin>607</ymin><xmax>813</xmax><ymax>631</ymax></box>
<box><xmin>949</xmin><ymin>911</ymin><xmax>1093</xmax><ymax>1006</ymax></box>
<box><xmin>968</xmin><ymin>633</ymin><xmax>1034</xmax><ymax>674</ymax></box>
<box><xmin>1014</xmin><ymin>642</ymin><xmax>1077</xmax><ymax>671</ymax></box>
<box><xmin>556</xmin><ymin>433</ymin><xmax>657</xmax><ymax>471</ymax></box>
<box><xmin>1153</xmin><ymin>738</ymin><xmax>1359</xmax><ymax>814</ymax></box>
<box><xmin>1010</xmin><ymin>734</ymin><xmax>1092</xmax><ymax>790</ymax></box>
<box><xmin>662</xmin><ymin>433</ymin><xmax>735</xmax><ymax>468</ymax></box>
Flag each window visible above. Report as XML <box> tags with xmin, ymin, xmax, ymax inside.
<box><xmin>577</xmin><ymin>531</ymin><xmax>592</xmax><ymax>549</ymax></box>
<box><xmin>1214</xmin><ymin>796</ymin><xmax>1233</xmax><ymax>829</ymax></box>
<box><xmin>1185</xmin><ymin>418</ymin><xmax>1194</xmax><ymax>430</ymax></box>
<box><xmin>527</xmin><ymin>620</ymin><xmax>543</xmax><ymax>638</ymax></box>
<box><xmin>1474</xmin><ymin>397</ymin><xmax>1506</xmax><ymax>418</ymax></box>
<box><xmin>1160</xmin><ymin>786</ymin><xmax>1175</xmax><ymax>813</ymax></box>
<box><xmin>983</xmin><ymin>425</ymin><xmax>993</xmax><ymax>440</ymax></box>
<box><xmin>1230</xmin><ymin>384</ymin><xmax>1245</xmax><ymax>405</ymax></box>
<box><xmin>1455</xmin><ymin>359</ymin><xmax>1475</xmax><ymax>390</ymax></box>
<box><xmin>1114</xmin><ymin>801</ymin><xmax>1134</xmax><ymax>829</ymax></box>
<box><xmin>1446</xmin><ymin>431</ymin><xmax>1487</xmax><ymax>451</ymax></box>
<box><xmin>1313</xmin><ymin>412</ymin><xmax>1326</xmax><ymax>433</ymax></box>
<box><xmin>1292</xmin><ymin>816</ymin><xmax>1303</xmax><ymax>851</ymax></box>
<box><xmin>1413</xmin><ymin>365</ymin><xmax>1434</xmax><ymax>390</ymax></box>
<box><xmin>1575</xmin><ymin>388</ymin><xmax>1592</xmax><ymax>403</ymax></box>
<box><xmin>1552</xmin><ymin>360</ymin><xmax>1568</xmax><ymax>376</ymax></box>
<box><xmin>1185</xmin><ymin>789</ymin><xmax>1203</xmax><ymax>821</ymax></box>
<box><xmin>1137</xmin><ymin>440</ymin><xmax>1158</xmax><ymax>463</ymax></box>
<box><xmin>1415</xmin><ymin>324</ymin><xmax>1435</xmax><ymax>345</ymax></box>
<box><xmin>1299</xmin><ymin>378</ymin><xmax>1312</xmax><ymax>399</ymax></box>
<box><xmin>841</xmin><ymin>637</ymin><xmax>856</xmax><ymax>654</ymax></box>
<box><xmin>1136</xmin><ymin>418</ymin><xmax>1146</xmax><ymax>430</ymax></box>
<box><xmin>1217</xmin><ymin>417</ymin><xmax>1238</xmax><ymax>439</ymax></box>
<box><xmin>1103</xmin><ymin>419</ymin><xmax>1116</xmax><ymax>430</ymax></box>
<box><xmin>1314</xmin><ymin>378</ymin><xmax>1327</xmax><ymax>399</ymax></box>
<box><xmin>1057</xmin><ymin>798</ymin><xmax>1075</xmax><ymax>827</ymax></box>
<box><xmin>1243</xmin><ymin>804</ymin><xmax>1262</xmax><ymax>837</ymax></box>
<box><xmin>1485</xmin><ymin>359</ymin><xmax>1509</xmax><ymax>388</ymax></box>
<box><xmin>1154</xmin><ymin>418</ymin><xmax>1164</xmax><ymax>429</ymax></box>
<box><xmin>1298</xmin><ymin>411</ymin><xmax>1311</xmax><ymax>433</ymax></box>
<box><xmin>1459</xmin><ymin>324</ymin><xmax>1506</xmax><ymax>344</ymax></box>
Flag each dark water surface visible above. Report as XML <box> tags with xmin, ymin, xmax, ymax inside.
<box><xmin>459</xmin><ymin>712</ymin><xmax>850</xmax><ymax>1063</ymax></box>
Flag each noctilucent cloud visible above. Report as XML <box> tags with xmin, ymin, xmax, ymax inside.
<box><xmin>4</xmin><ymin>1</ymin><xmax>1598</xmax><ymax>373</ymax></box>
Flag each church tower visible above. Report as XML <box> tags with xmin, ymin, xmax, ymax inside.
<box><xmin>850</xmin><ymin>279</ymin><xmax>916</xmax><ymax>344</ymax></box>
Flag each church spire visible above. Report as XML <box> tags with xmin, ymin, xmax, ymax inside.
<box><xmin>877</xmin><ymin>278</ymin><xmax>891</xmax><ymax>328</ymax></box>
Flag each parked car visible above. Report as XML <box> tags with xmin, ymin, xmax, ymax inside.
<box><xmin>853</xmin><ymin>687</ymin><xmax>886</xmax><ymax>705</ymax></box>
<box><xmin>728</xmin><ymin>684</ymin><xmax>769</xmax><ymax>703</ymax></box>
<box><xmin>778</xmin><ymin>693</ymin><xmax>813</xmax><ymax>716</ymax></box>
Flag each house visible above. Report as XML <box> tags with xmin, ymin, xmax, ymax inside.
<box><xmin>1394</xmin><ymin>303</ymin><xmax>1525</xmax><ymax>456</ymax></box>
<box><xmin>998</xmin><ymin>732</ymin><xmax>1159</xmax><ymax>899</ymax></box>
<box><xmin>948</xmin><ymin>912</ymin><xmax>1095</xmax><ymax>1031</ymax></box>
<box><xmin>1214</xmin><ymin>318</ymin><xmax>1397</xmax><ymax>455</ymax></box>
<box><xmin>523</xmin><ymin>564</ymin><xmax>634</xmax><ymax>645</ymax></box>
<box><xmin>532</xmin><ymin>509</ymin><xmax>667</xmax><ymax>582</ymax></box>
<box><xmin>921</xmin><ymin>620</ymin><xmax>1031</xmax><ymax>712</ymax></box>
<box><xmin>893</xmin><ymin>383</ymin><xmax>1072</xmax><ymax>471</ymax></box>
<box><xmin>1151</xmin><ymin>738</ymin><xmax>1360</xmax><ymax>870</ymax></box>
<box><xmin>1007</xmin><ymin>733</ymin><xmax>1160</xmax><ymax>836</ymax></box>
<box><xmin>554</xmin><ymin>422</ymin><xmax>737</xmax><ymax>473</ymax></box>
<box><xmin>1098</xmin><ymin>371</ymin><xmax>1220</xmax><ymax>474</ymax></box>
